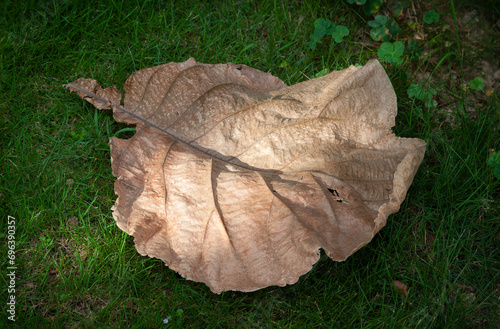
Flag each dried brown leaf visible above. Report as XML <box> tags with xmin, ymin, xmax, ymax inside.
<box><xmin>393</xmin><ymin>280</ymin><xmax>409</xmax><ymax>298</ymax></box>
<box><xmin>64</xmin><ymin>58</ymin><xmax>426</xmax><ymax>293</ymax></box>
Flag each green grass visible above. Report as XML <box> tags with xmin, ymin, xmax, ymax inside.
<box><xmin>1</xmin><ymin>0</ymin><xmax>499</xmax><ymax>328</ymax></box>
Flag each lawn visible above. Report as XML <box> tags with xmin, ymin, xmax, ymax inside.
<box><xmin>1</xmin><ymin>0</ymin><xmax>499</xmax><ymax>328</ymax></box>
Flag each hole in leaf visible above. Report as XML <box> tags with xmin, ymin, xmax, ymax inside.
<box><xmin>327</xmin><ymin>188</ymin><xmax>340</xmax><ymax>197</ymax></box>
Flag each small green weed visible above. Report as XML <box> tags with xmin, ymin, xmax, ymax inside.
<box><xmin>424</xmin><ymin>10</ymin><xmax>441</xmax><ymax>24</ymax></box>
<box><xmin>391</xmin><ymin>1</ymin><xmax>408</xmax><ymax>17</ymax></box>
<box><xmin>407</xmin><ymin>83</ymin><xmax>438</xmax><ymax>109</ymax></box>
<box><xmin>164</xmin><ymin>309</ymin><xmax>185</xmax><ymax>328</ymax></box>
<box><xmin>307</xmin><ymin>18</ymin><xmax>349</xmax><ymax>50</ymax></box>
<box><xmin>378</xmin><ymin>41</ymin><xmax>404</xmax><ymax>65</ymax></box>
<box><xmin>368</xmin><ymin>15</ymin><xmax>401</xmax><ymax>42</ymax></box>
<box><xmin>405</xmin><ymin>39</ymin><xmax>424</xmax><ymax>62</ymax></box>
<box><xmin>486</xmin><ymin>151</ymin><xmax>500</xmax><ymax>178</ymax></box>
<box><xmin>326</xmin><ymin>1</ymin><xmax>436</xmax><ymax>65</ymax></box>
<box><xmin>470</xmin><ymin>77</ymin><xmax>485</xmax><ymax>91</ymax></box>
<box><xmin>347</xmin><ymin>0</ymin><xmax>383</xmax><ymax>16</ymax></box>
<box><xmin>315</xmin><ymin>68</ymin><xmax>329</xmax><ymax>78</ymax></box>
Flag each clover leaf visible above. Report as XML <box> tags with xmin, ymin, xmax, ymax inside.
<box><xmin>308</xmin><ymin>33</ymin><xmax>322</xmax><ymax>50</ymax></box>
<box><xmin>407</xmin><ymin>83</ymin><xmax>438</xmax><ymax>109</ymax></box>
<box><xmin>407</xmin><ymin>83</ymin><xmax>425</xmax><ymax>99</ymax></box>
<box><xmin>369</xmin><ymin>16</ymin><xmax>389</xmax><ymax>42</ymax></box>
<box><xmin>387</xmin><ymin>18</ymin><xmax>402</xmax><ymax>35</ymax></box>
<box><xmin>368</xmin><ymin>15</ymin><xmax>387</xmax><ymax>28</ymax></box>
<box><xmin>424</xmin><ymin>10</ymin><xmax>440</xmax><ymax>24</ymax></box>
<box><xmin>363</xmin><ymin>0</ymin><xmax>382</xmax><ymax>15</ymax></box>
<box><xmin>378</xmin><ymin>41</ymin><xmax>404</xmax><ymax>65</ymax></box>
<box><xmin>346</xmin><ymin>0</ymin><xmax>381</xmax><ymax>15</ymax></box>
<box><xmin>331</xmin><ymin>25</ymin><xmax>349</xmax><ymax>43</ymax></box>
<box><xmin>308</xmin><ymin>18</ymin><xmax>332</xmax><ymax>50</ymax></box>
<box><xmin>308</xmin><ymin>18</ymin><xmax>349</xmax><ymax>50</ymax></box>
<box><xmin>368</xmin><ymin>15</ymin><xmax>400</xmax><ymax>41</ymax></box>
<box><xmin>314</xmin><ymin>18</ymin><xmax>334</xmax><ymax>38</ymax></box>
<box><xmin>405</xmin><ymin>39</ymin><xmax>424</xmax><ymax>61</ymax></box>
<box><xmin>486</xmin><ymin>151</ymin><xmax>500</xmax><ymax>178</ymax></box>
<box><xmin>392</xmin><ymin>1</ymin><xmax>408</xmax><ymax>17</ymax></box>
<box><xmin>470</xmin><ymin>77</ymin><xmax>485</xmax><ymax>91</ymax></box>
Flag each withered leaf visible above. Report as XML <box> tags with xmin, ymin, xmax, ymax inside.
<box><xmin>64</xmin><ymin>58</ymin><xmax>425</xmax><ymax>293</ymax></box>
<box><xmin>393</xmin><ymin>280</ymin><xmax>409</xmax><ymax>298</ymax></box>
